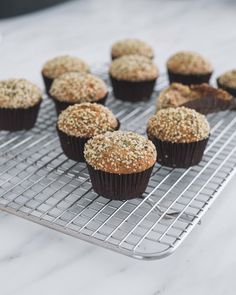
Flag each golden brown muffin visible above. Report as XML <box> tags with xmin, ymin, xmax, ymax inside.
<box><xmin>167</xmin><ymin>51</ymin><xmax>213</xmax><ymax>75</ymax></box>
<box><xmin>42</xmin><ymin>55</ymin><xmax>90</xmax><ymax>79</ymax></box>
<box><xmin>217</xmin><ymin>70</ymin><xmax>236</xmax><ymax>97</ymax></box>
<box><xmin>157</xmin><ymin>83</ymin><xmax>232</xmax><ymax>110</ymax></box>
<box><xmin>147</xmin><ymin>107</ymin><xmax>210</xmax><ymax>143</ymax></box>
<box><xmin>218</xmin><ymin>70</ymin><xmax>236</xmax><ymax>88</ymax></box>
<box><xmin>84</xmin><ymin>131</ymin><xmax>156</xmax><ymax>174</ymax></box>
<box><xmin>109</xmin><ymin>55</ymin><xmax>159</xmax><ymax>81</ymax></box>
<box><xmin>50</xmin><ymin>72</ymin><xmax>108</xmax><ymax>103</ymax></box>
<box><xmin>57</xmin><ymin>103</ymin><xmax>118</xmax><ymax>137</ymax></box>
<box><xmin>111</xmin><ymin>39</ymin><xmax>154</xmax><ymax>59</ymax></box>
<box><xmin>0</xmin><ymin>78</ymin><xmax>42</xmax><ymax>109</ymax></box>
<box><xmin>0</xmin><ymin>78</ymin><xmax>42</xmax><ymax>131</ymax></box>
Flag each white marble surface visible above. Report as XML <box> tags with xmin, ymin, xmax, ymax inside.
<box><xmin>0</xmin><ymin>0</ymin><xmax>236</xmax><ymax>294</ymax></box>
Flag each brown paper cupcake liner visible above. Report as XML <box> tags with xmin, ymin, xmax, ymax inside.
<box><xmin>86</xmin><ymin>164</ymin><xmax>154</xmax><ymax>200</ymax></box>
<box><xmin>110</xmin><ymin>75</ymin><xmax>156</xmax><ymax>102</ymax></box>
<box><xmin>168</xmin><ymin>70</ymin><xmax>212</xmax><ymax>85</ymax></box>
<box><xmin>181</xmin><ymin>96</ymin><xmax>235</xmax><ymax>114</ymax></box>
<box><xmin>57</xmin><ymin>119</ymin><xmax>120</xmax><ymax>162</ymax></box>
<box><xmin>57</xmin><ymin>127</ymin><xmax>89</xmax><ymax>162</ymax></box>
<box><xmin>111</xmin><ymin>55</ymin><xmax>118</xmax><ymax>60</ymax></box>
<box><xmin>0</xmin><ymin>101</ymin><xmax>41</xmax><ymax>131</ymax></box>
<box><xmin>52</xmin><ymin>93</ymin><xmax>108</xmax><ymax>115</ymax></box>
<box><xmin>217</xmin><ymin>78</ymin><xmax>236</xmax><ymax>98</ymax></box>
<box><xmin>42</xmin><ymin>73</ymin><xmax>53</xmax><ymax>96</ymax></box>
<box><xmin>149</xmin><ymin>136</ymin><xmax>209</xmax><ymax>168</ymax></box>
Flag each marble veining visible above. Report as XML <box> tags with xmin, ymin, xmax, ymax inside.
<box><xmin>0</xmin><ymin>0</ymin><xmax>236</xmax><ymax>294</ymax></box>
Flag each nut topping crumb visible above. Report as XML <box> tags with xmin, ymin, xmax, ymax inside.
<box><xmin>84</xmin><ymin>131</ymin><xmax>156</xmax><ymax>174</ymax></box>
<box><xmin>58</xmin><ymin>103</ymin><xmax>118</xmax><ymax>137</ymax></box>
<box><xmin>147</xmin><ymin>107</ymin><xmax>210</xmax><ymax>143</ymax></box>
<box><xmin>109</xmin><ymin>55</ymin><xmax>159</xmax><ymax>81</ymax></box>
<box><xmin>42</xmin><ymin>55</ymin><xmax>90</xmax><ymax>79</ymax></box>
<box><xmin>50</xmin><ymin>72</ymin><xmax>108</xmax><ymax>103</ymax></box>
<box><xmin>111</xmin><ymin>39</ymin><xmax>154</xmax><ymax>59</ymax></box>
<box><xmin>0</xmin><ymin>79</ymin><xmax>42</xmax><ymax>109</ymax></box>
<box><xmin>167</xmin><ymin>51</ymin><xmax>213</xmax><ymax>75</ymax></box>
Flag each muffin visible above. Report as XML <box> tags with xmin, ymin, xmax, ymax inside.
<box><xmin>57</xmin><ymin>103</ymin><xmax>119</xmax><ymax>162</ymax></box>
<box><xmin>147</xmin><ymin>107</ymin><xmax>210</xmax><ymax>168</ymax></box>
<box><xmin>217</xmin><ymin>70</ymin><xmax>236</xmax><ymax>97</ymax></box>
<box><xmin>109</xmin><ymin>55</ymin><xmax>159</xmax><ymax>101</ymax></box>
<box><xmin>50</xmin><ymin>72</ymin><xmax>108</xmax><ymax>114</ymax></box>
<box><xmin>167</xmin><ymin>51</ymin><xmax>213</xmax><ymax>85</ymax></box>
<box><xmin>0</xmin><ymin>78</ymin><xmax>42</xmax><ymax>131</ymax></box>
<box><xmin>111</xmin><ymin>39</ymin><xmax>154</xmax><ymax>60</ymax></box>
<box><xmin>157</xmin><ymin>83</ymin><xmax>234</xmax><ymax>114</ymax></box>
<box><xmin>84</xmin><ymin>131</ymin><xmax>156</xmax><ymax>200</ymax></box>
<box><xmin>42</xmin><ymin>55</ymin><xmax>90</xmax><ymax>94</ymax></box>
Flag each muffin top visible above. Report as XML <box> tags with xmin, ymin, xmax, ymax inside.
<box><xmin>50</xmin><ymin>72</ymin><xmax>108</xmax><ymax>103</ymax></box>
<box><xmin>42</xmin><ymin>55</ymin><xmax>90</xmax><ymax>79</ymax></box>
<box><xmin>157</xmin><ymin>83</ymin><xmax>232</xmax><ymax>110</ymax></box>
<box><xmin>84</xmin><ymin>131</ymin><xmax>156</xmax><ymax>174</ymax></box>
<box><xmin>147</xmin><ymin>107</ymin><xmax>210</xmax><ymax>143</ymax></box>
<box><xmin>0</xmin><ymin>78</ymin><xmax>42</xmax><ymax>109</ymax></box>
<box><xmin>57</xmin><ymin>103</ymin><xmax>118</xmax><ymax>137</ymax></box>
<box><xmin>167</xmin><ymin>51</ymin><xmax>213</xmax><ymax>75</ymax></box>
<box><xmin>111</xmin><ymin>39</ymin><xmax>154</xmax><ymax>59</ymax></box>
<box><xmin>218</xmin><ymin>70</ymin><xmax>236</xmax><ymax>88</ymax></box>
<box><xmin>109</xmin><ymin>55</ymin><xmax>159</xmax><ymax>81</ymax></box>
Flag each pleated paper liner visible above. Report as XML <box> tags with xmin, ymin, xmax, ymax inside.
<box><xmin>87</xmin><ymin>164</ymin><xmax>154</xmax><ymax>200</ymax></box>
<box><xmin>149</xmin><ymin>136</ymin><xmax>209</xmax><ymax>168</ymax></box>
<box><xmin>52</xmin><ymin>93</ymin><xmax>108</xmax><ymax>115</ymax></box>
<box><xmin>110</xmin><ymin>75</ymin><xmax>156</xmax><ymax>102</ymax></box>
<box><xmin>57</xmin><ymin>128</ymin><xmax>89</xmax><ymax>162</ymax></box>
<box><xmin>57</xmin><ymin>119</ymin><xmax>120</xmax><ymax>162</ymax></box>
<box><xmin>0</xmin><ymin>100</ymin><xmax>42</xmax><ymax>131</ymax></box>
<box><xmin>42</xmin><ymin>73</ymin><xmax>53</xmax><ymax>96</ymax></box>
<box><xmin>181</xmin><ymin>96</ymin><xmax>236</xmax><ymax>114</ymax></box>
<box><xmin>167</xmin><ymin>69</ymin><xmax>212</xmax><ymax>85</ymax></box>
<box><xmin>111</xmin><ymin>55</ymin><xmax>119</xmax><ymax>60</ymax></box>
<box><xmin>217</xmin><ymin>78</ymin><xmax>236</xmax><ymax>98</ymax></box>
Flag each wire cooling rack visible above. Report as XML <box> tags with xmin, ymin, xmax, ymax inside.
<box><xmin>0</xmin><ymin>67</ymin><xmax>236</xmax><ymax>260</ymax></box>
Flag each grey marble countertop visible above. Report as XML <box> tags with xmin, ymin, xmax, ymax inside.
<box><xmin>0</xmin><ymin>0</ymin><xmax>236</xmax><ymax>294</ymax></box>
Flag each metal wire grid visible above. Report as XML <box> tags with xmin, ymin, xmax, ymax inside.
<box><xmin>0</xmin><ymin>68</ymin><xmax>236</xmax><ymax>260</ymax></box>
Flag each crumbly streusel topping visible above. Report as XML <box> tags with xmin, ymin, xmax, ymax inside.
<box><xmin>0</xmin><ymin>79</ymin><xmax>42</xmax><ymax>109</ymax></box>
<box><xmin>111</xmin><ymin>39</ymin><xmax>154</xmax><ymax>59</ymax></box>
<box><xmin>58</xmin><ymin>103</ymin><xmax>118</xmax><ymax>137</ymax></box>
<box><xmin>157</xmin><ymin>83</ymin><xmax>232</xmax><ymax>110</ymax></box>
<box><xmin>147</xmin><ymin>107</ymin><xmax>210</xmax><ymax>143</ymax></box>
<box><xmin>218</xmin><ymin>70</ymin><xmax>236</xmax><ymax>88</ymax></box>
<box><xmin>167</xmin><ymin>51</ymin><xmax>213</xmax><ymax>75</ymax></box>
<box><xmin>50</xmin><ymin>72</ymin><xmax>108</xmax><ymax>103</ymax></box>
<box><xmin>84</xmin><ymin>131</ymin><xmax>157</xmax><ymax>174</ymax></box>
<box><xmin>109</xmin><ymin>55</ymin><xmax>159</xmax><ymax>81</ymax></box>
<box><xmin>42</xmin><ymin>55</ymin><xmax>90</xmax><ymax>79</ymax></box>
